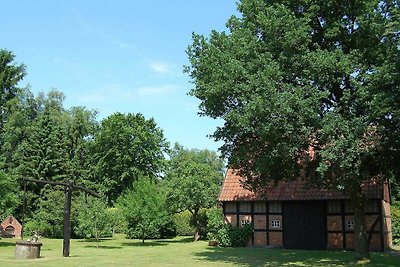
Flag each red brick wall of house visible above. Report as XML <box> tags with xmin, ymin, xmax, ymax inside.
<box><xmin>0</xmin><ymin>216</ymin><xmax>22</xmax><ymax>238</ymax></box>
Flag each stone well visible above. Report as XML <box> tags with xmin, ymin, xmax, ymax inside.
<box><xmin>15</xmin><ymin>241</ymin><xmax>42</xmax><ymax>259</ymax></box>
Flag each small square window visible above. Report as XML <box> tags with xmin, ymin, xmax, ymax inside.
<box><xmin>270</xmin><ymin>219</ymin><xmax>280</xmax><ymax>229</ymax></box>
<box><xmin>346</xmin><ymin>220</ymin><xmax>355</xmax><ymax>230</ymax></box>
<box><xmin>241</xmin><ymin>220</ymin><xmax>251</xmax><ymax>226</ymax></box>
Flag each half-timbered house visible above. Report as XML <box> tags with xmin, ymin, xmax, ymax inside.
<box><xmin>218</xmin><ymin>169</ymin><xmax>392</xmax><ymax>251</ymax></box>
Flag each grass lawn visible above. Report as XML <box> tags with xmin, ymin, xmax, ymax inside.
<box><xmin>0</xmin><ymin>235</ymin><xmax>399</xmax><ymax>267</ymax></box>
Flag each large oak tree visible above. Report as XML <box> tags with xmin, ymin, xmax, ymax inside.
<box><xmin>186</xmin><ymin>0</ymin><xmax>399</xmax><ymax>258</ymax></box>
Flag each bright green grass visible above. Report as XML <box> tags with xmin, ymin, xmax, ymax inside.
<box><xmin>0</xmin><ymin>235</ymin><xmax>399</xmax><ymax>266</ymax></box>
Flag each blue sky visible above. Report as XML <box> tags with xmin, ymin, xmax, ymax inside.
<box><xmin>0</xmin><ymin>0</ymin><xmax>239</xmax><ymax>152</ymax></box>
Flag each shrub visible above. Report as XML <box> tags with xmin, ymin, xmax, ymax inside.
<box><xmin>392</xmin><ymin>201</ymin><xmax>400</xmax><ymax>245</ymax></box>
<box><xmin>217</xmin><ymin>223</ymin><xmax>253</xmax><ymax>247</ymax></box>
<box><xmin>24</xmin><ymin>219</ymin><xmax>55</xmax><ymax>238</ymax></box>
<box><xmin>206</xmin><ymin>206</ymin><xmax>224</xmax><ymax>241</ymax></box>
<box><xmin>173</xmin><ymin>211</ymin><xmax>194</xmax><ymax>236</ymax></box>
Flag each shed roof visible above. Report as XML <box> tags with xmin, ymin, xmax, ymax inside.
<box><xmin>218</xmin><ymin>169</ymin><xmax>383</xmax><ymax>202</ymax></box>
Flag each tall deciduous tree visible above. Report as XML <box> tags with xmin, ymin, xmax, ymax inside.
<box><xmin>90</xmin><ymin>112</ymin><xmax>168</xmax><ymax>203</ymax></box>
<box><xmin>165</xmin><ymin>144</ymin><xmax>224</xmax><ymax>241</ymax></box>
<box><xmin>186</xmin><ymin>0</ymin><xmax>399</xmax><ymax>258</ymax></box>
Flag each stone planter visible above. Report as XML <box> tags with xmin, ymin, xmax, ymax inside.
<box><xmin>15</xmin><ymin>241</ymin><xmax>42</xmax><ymax>259</ymax></box>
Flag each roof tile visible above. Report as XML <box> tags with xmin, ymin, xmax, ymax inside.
<box><xmin>218</xmin><ymin>169</ymin><xmax>383</xmax><ymax>201</ymax></box>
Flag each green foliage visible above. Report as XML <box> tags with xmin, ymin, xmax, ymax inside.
<box><xmin>173</xmin><ymin>211</ymin><xmax>194</xmax><ymax>236</ymax></box>
<box><xmin>206</xmin><ymin>206</ymin><xmax>225</xmax><ymax>241</ymax></box>
<box><xmin>105</xmin><ymin>207</ymin><xmax>126</xmax><ymax>237</ymax></box>
<box><xmin>217</xmin><ymin>224</ymin><xmax>253</xmax><ymax>247</ymax></box>
<box><xmin>392</xmin><ymin>201</ymin><xmax>400</xmax><ymax>245</ymax></box>
<box><xmin>117</xmin><ymin>176</ymin><xmax>175</xmax><ymax>242</ymax></box>
<box><xmin>24</xmin><ymin>218</ymin><xmax>52</xmax><ymax>238</ymax></box>
<box><xmin>165</xmin><ymin>144</ymin><xmax>224</xmax><ymax>240</ymax></box>
<box><xmin>0</xmin><ymin>49</ymin><xmax>26</xmax><ymax>133</ymax></box>
<box><xmin>90</xmin><ymin>112</ymin><xmax>168</xmax><ymax>203</ymax></box>
<box><xmin>19</xmin><ymin>90</ymin><xmax>70</xmax><ymax>182</ymax></box>
<box><xmin>0</xmin><ymin>171</ymin><xmax>19</xmax><ymax>220</ymax></box>
<box><xmin>186</xmin><ymin>0</ymin><xmax>400</xmax><ymax>191</ymax></box>
<box><xmin>75</xmin><ymin>197</ymin><xmax>111</xmax><ymax>241</ymax></box>
<box><xmin>24</xmin><ymin>188</ymin><xmax>65</xmax><ymax>238</ymax></box>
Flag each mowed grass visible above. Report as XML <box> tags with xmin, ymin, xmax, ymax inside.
<box><xmin>0</xmin><ymin>235</ymin><xmax>399</xmax><ymax>267</ymax></box>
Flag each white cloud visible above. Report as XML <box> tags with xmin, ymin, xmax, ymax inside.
<box><xmin>149</xmin><ymin>62</ymin><xmax>171</xmax><ymax>74</ymax></box>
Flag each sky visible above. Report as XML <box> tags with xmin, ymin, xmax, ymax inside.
<box><xmin>0</xmin><ymin>0</ymin><xmax>239</xmax><ymax>152</ymax></box>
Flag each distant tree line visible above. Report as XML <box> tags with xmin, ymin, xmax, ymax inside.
<box><xmin>0</xmin><ymin>49</ymin><xmax>225</xmax><ymax>242</ymax></box>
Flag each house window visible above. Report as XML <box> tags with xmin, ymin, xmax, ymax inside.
<box><xmin>270</xmin><ymin>219</ymin><xmax>281</xmax><ymax>229</ymax></box>
<box><xmin>241</xmin><ymin>220</ymin><xmax>251</xmax><ymax>226</ymax></box>
<box><xmin>346</xmin><ymin>220</ymin><xmax>355</xmax><ymax>230</ymax></box>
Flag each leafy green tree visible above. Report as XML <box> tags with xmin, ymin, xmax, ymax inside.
<box><xmin>105</xmin><ymin>207</ymin><xmax>126</xmax><ymax>238</ymax></box>
<box><xmin>165</xmin><ymin>144</ymin><xmax>224</xmax><ymax>241</ymax></box>
<box><xmin>0</xmin><ymin>49</ymin><xmax>26</xmax><ymax>133</ymax></box>
<box><xmin>90</xmin><ymin>112</ymin><xmax>168</xmax><ymax>203</ymax></box>
<box><xmin>117</xmin><ymin>176</ymin><xmax>173</xmax><ymax>244</ymax></box>
<box><xmin>186</xmin><ymin>0</ymin><xmax>399</xmax><ymax>258</ymax></box>
<box><xmin>0</xmin><ymin>171</ymin><xmax>19</xmax><ymax>220</ymax></box>
<box><xmin>65</xmin><ymin>106</ymin><xmax>98</xmax><ymax>185</ymax></box>
<box><xmin>75</xmin><ymin>196</ymin><xmax>110</xmax><ymax>245</ymax></box>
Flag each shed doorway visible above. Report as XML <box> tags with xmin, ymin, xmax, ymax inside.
<box><xmin>283</xmin><ymin>201</ymin><xmax>326</xmax><ymax>250</ymax></box>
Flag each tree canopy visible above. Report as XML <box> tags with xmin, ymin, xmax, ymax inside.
<box><xmin>0</xmin><ymin>49</ymin><xmax>26</xmax><ymax>133</ymax></box>
<box><xmin>89</xmin><ymin>112</ymin><xmax>168</xmax><ymax>203</ymax></box>
<box><xmin>186</xmin><ymin>0</ymin><xmax>399</xmax><ymax>258</ymax></box>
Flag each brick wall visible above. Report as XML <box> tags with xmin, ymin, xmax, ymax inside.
<box><xmin>0</xmin><ymin>216</ymin><xmax>22</xmax><ymax>238</ymax></box>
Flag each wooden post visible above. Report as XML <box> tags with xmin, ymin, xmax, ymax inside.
<box><xmin>63</xmin><ymin>183</ymin><xmax>72</xmax><ymax>257</ymax></box>
<box><xmin>21</xmin><ymin>180</ymin><xmax>26</xmax><ymax>240</ymax></box>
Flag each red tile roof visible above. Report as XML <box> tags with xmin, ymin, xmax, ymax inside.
<box><xmin>218</xmin><ymin>169</ymin><xmax>383</xmax><ymax>202</ymax></box>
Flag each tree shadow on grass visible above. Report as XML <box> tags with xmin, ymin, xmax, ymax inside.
<box><xmin>121</xmin><ymin>241</ymin><xmax>167</xmax><ymax>247</ymax></box>
<box><xmin>84</xmin><ymin>245</ymin><xmax>122</xmax><ymax>249</ymax></box>
<box><xmin>193</xmin><ymin>247</ymin><xmax>400</xmax><ymax>267</ymax></box>
<box><xmin>0</xmin><ymin>241</ymin><xmax>15</xmax><ymax>247</ymax></box>
<box><xmin>154</xmin><ymin>237</ymin><xmax>194</xmax><ymax>244</ymax></box>
<box><xmin>78</xmin><ymin>238</ymin><xmax>110</xmax><ymax>243</ymax></box>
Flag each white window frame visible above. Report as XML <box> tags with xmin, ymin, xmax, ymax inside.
<box><xmin>240</xmin><ymin>219</ymin><xmax>251</xmax><ymax>226</ymax></box>
<box><xmin>270</xmin><ymin>219</ymin><xmax>281</xmax><ymax>229</ymax></box>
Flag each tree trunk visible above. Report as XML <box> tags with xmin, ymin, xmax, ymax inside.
<box><xmin>352</xmin><ymin>186</ymin><xmax>369</xmax><ymax>259</ymax></box>
<box><xmin>193</xmin><ymin>209</ymin><xmax>201</xmax><ymax>241</ymax></box>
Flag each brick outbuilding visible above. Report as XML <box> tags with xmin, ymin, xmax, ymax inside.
<box><xmin>219</xmin><ymin>169</ymin><xmax>392</xmax><ymax>251</ymax></box>
<box><xmin>1</xmin><ymin>216</ymin><xmax>22</xmax><ymax>238</ymax></box>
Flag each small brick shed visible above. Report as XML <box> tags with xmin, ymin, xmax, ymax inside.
<box><xmin>218</xmin><ymin>169</ymin><xmax>392</xmax><ymax>251</ymax></box>
<box><xmin>0</xmin><ymin>216</ymin><xmax>22</xmax><ymax>238</ymax></box>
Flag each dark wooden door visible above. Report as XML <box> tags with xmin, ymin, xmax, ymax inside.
<box><xmin>283</xmin><ymin>201</ymin><xmax>326</xmax><ymax>250</ymax></box>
